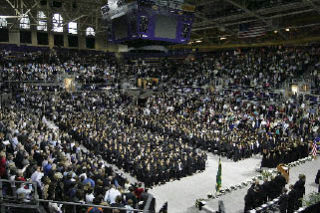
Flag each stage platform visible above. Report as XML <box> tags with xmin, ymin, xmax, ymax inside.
<box><xmin>149</xmin><ymin>153</ymin><xmax>262</xmax><ymax>213</ymax></box>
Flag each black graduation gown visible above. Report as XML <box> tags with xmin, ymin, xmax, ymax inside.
<box><xmin>244</xmin><ymin>188</ymin><xmax>255</xmax><ymax>212</ymax></box>
<box><xmin>287</xmin><ymin>188</ymin><xmax>299</xmax><ymax>213</ymax></box>
<box><xmin>278</xmin><ymin>193</ymin><xmax>289</xmax><ymax>213</ymax></box>
<box><xmin>293</xmin><ymin>179</ymin><xmax>305</xmax><ymax>199</ymax></box>
<box><xmin>315</xmin><ymin>170</ymin><xmax>320</xmax><ymax>184</ymax></box>
<box><xmin>274</xmin><ymin>174</ymin><xmax>286</xmax><ymax>197</ymax></box>
<box><xmin>261</xmin><ymin>153</ymin><xmax>268</xmax><ymax>167</ymax></box>
<box><xmin>260</xmin><ymin>181</ymin><xmax>270</xmax><ymax>202</ymax></box>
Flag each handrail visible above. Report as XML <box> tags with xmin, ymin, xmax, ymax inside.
<box><xmin>37</xmin><ymin>199</ymin><xmax>146</xmax><ymax>212</ymax></box>
<box><xmin>0</xmin><ymin>179</ymin><xmax>148</xmax><ymax>213</ymax></box>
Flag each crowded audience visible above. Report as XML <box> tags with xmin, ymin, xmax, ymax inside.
<box><xmin>15</xmin><ymin>90</ymin><xmax>207</xmax><ymax>187</ymax></box>
<box><xmin>0</xmin><ymin>102</ymin><xmax>152</xmax><ymax>212</ymax></box>
<box><xmin>0</xmin><ymin>43</ymin><xmax>320</xmax><ymax>212</ymax></box>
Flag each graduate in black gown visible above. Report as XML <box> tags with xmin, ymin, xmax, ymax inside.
<box><xmin>293</xmin><ymin>174</ymin><xmax>306</xmax><ymax>209</ymax></box>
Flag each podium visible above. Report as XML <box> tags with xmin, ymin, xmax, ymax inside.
<box><xmin>277</xmin><ymin>163</ymin><xmax>290</xmax><ymax>183</ymax></box>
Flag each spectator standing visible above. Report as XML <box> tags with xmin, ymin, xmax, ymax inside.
<box><xmin>104</xmin><ymin>185</ymin><xmax>121</xmax><ymax>205</ymax></box>
<box><xmin>0</xmin><ymin>152</ymin><xmax>7</xmax><ymax>178</ymax></box>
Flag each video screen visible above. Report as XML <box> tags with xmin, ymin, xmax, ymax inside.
<box><xmin>154</xmin><ymin>15</ymin><xmax>178</xmax><ymax>39</ymax></box>
<box><xmin>112</xmin><ymin>15</ymin><xmax>128</xmax><ymax>40</ymax></box>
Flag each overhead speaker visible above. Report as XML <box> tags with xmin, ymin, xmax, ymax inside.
<box><xmin>72</xmin><ymin>2</ymin><xmax>77</xmax><ymax>9</ymax></box>
<box><xmin>52</xmin><ymin>1</ymin><xmax>62</xmax><ymax>8</ymax></box>
<box><xmin>40</xmin><ymin>0</ymin><xmax>47</xmax><ymax>5</ymax></box>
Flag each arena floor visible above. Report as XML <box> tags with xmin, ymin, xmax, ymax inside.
<box><xmin>162</xmin><ymin>155</ymin><xmax>319</xmax><ymax>213</ymax></box>
<box><xmin>147</xmin><ymin>154</ymin><xmax>320</xmax><ymax>213</ymax></box>
<box><xmin>149</xmin><ymin>153</ymin><xmax>262</xmax><ymax>213</ymax></box>
<box><xmin>202</xmin><ymin>156</ymin><xmax>320</xmax><ymax>213</ymax></box>
<box><xmin>56</xmin><ymin>116</ymin><xmax>319</xmax><ymax>213</ymax></box>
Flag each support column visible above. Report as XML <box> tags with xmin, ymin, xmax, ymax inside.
<box><xmin>64</xmin><ymin>32</ymin><xmax>68</xmax><ymax>48</ymax></box>
<box><xmin>31</xmin><ymin>30</ymin><xmax>37</xmax><ymax>46</ymax></box>
<box><xmin>9</xmin><ymin>27</ymin><xmax>20</xmax><ymax>46</ymax></box>
<box><xmin>78</xmin><ymin>35</ymin><xmax>86</xmax><ymax>49</ymax></box>
<box><xmin>48</xmin><ymin>32</ymin><xmax>54</xmax><ymax>49</ymax></box>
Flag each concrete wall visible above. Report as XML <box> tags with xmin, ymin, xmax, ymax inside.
<box><xmin>8</xmin><ymin>27</ymin><xmax>20</xmax><ymax>46</ymax></box>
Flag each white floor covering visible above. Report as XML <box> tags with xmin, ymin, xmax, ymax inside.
<box><xmin>287</xmin><ymin>157</ymin><xmax>320</xmax><ymax>198</ymax></box>
<box><xmin>149</xmin><ymin>153</ymin><xmax>262</xmax><ymax>213</ymax></box>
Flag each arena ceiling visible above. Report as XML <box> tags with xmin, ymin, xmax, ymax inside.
<box><xmin>1</xmin><ymin>0</ymin><xmax>320</xmax><ymax>44</ymax></box>
<box><xmin>0</xmin><ymin>0</ymin><xmax>107</xmax><ymax>34</ymax></box>
<box><xmin>189</xmin><ymin>0</ymin><xmax>320</xmax><ymax>45</ymax></box>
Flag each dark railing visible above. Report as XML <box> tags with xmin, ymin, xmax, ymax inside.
<box><xmin>0</xmin><ymin>179</ymin><xmax>148</xmax><ymax>213</ymax></box>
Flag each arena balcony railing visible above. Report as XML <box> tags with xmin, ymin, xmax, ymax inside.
<box><xmin>0</xmin><ymin>179</ymin><xmax>150</xmax><ymax>213</ymax></box>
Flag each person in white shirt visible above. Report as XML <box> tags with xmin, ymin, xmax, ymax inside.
<box><xmin>48</xmin><ymin>202</ymin><xmax>63</xmax><ymax>213</ymax></box>
<box><xmin>125</xmin><ymin>199</ymin><xmax>134</xmax><ymax>213</ymax></box>
<box><xmin>104</xmin><ymin>185</ymin><xmax>121</xmax><ymax>205</ymax></box>
<box><xmin>11</xmin><ymin>134</ymin><xmax>19</xmax><ymax>150</ymax></box>
<box><xmin>85</xmin><ymin>188</ymin><xmax>95</xmax><ymax>204</ymax></box>
<box><xmin>31</xmin><ymin>166</ymin><xmax>44</xmax><ymax>189</ymax></box>
<box><xmin>16</xmin><ymin>183</ymin><xmax>32</xmax><ymax>202</ymax></box>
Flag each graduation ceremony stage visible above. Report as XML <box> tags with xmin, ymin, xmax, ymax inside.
<box><xmin>148</xmin><ymin>153</ymin><xmax>319</xmax><ymax>213</ymax></box>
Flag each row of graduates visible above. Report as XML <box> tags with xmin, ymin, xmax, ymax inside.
<box><xmin>123</xmin><ymin>114</ymin><xmax>260</xmax><ymax>163</ymax></box>
<box><xmin>65</xmin><ymin>125</ymin><xmax>207</xmax><ymax>188</ymax></box>
<box><xmin>244</xmin><ymin>173</ymin><xmax>306</xmax><ymax>213</ymax></box>
<box><xmin>261</xmin><ymin>142</ymin><xmax>309</xmax><ymax>168</ymax></box>
<box><xmin>121</xmin><ymin>108</ymin><xmax>312</xmax><ymax>165</ymax></box>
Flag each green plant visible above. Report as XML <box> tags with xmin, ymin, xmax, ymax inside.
<box><xmin>302</xmin><ymin>192</ymin><xmax>320</xmax><ymax>207</ymax></box>
<box><xmin>261</xmin><ymin>170</ymin><xmax>273</xmax><ymax>180</ymax></box>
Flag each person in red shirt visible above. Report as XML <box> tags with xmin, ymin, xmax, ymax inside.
<box><xmin>0</xmin><ymin>152</ymin><xmax>6</xmax><ymax>178</ymax></box>
<box><xmin>15</xmin><ymin>170</ymin><xmax>26</xmax><ymax>182</ymax></box>
<box><xmin>134</xmin><ymin>183</ymin><xmax>144</xmax><ymax>200</ymax></box>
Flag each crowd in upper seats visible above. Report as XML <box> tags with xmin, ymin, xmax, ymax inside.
<box><xmin>0</xmin><ymin>48</ymin><xmax>119</xmax><ymax>87</ymax></box>
<box><xmin>2</xmin><ymin>45</ymin><xmax>320</xmax><ymax>90</ymax></box>
<box><xmin>130</xmin><ymin>45</ymin><xmax>320</xmax><ymax>89</ymax></box>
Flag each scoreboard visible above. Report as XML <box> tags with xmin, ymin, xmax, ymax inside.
<box><xmin>102</xmin><ymin>0</ymin><xmax>194</xmax><ymax>44</ymax></box>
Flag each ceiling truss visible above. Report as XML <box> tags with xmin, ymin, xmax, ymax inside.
<box><xmin>1</xmin><ymin>0</ymin><xmax>106</xmax><ymax>34</ymax></box>
<box><xmin>1</xmin><ymin>0</ymin><xmax>320</xmax><ymax>42</ymax></box>
<box><xmin>304</xmin><ymin>0</ymin><xmax>320</xmax><ymax>14</ymax></box>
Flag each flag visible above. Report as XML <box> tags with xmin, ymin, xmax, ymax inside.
<box><xmin>238</xmin><ymin>22</ymin><xmax>266</xmax><ymax>38</ymax></box>
<box><xmin>311</xmin><ymin>139</ymin><xmax>319</xmax><ymax>158</ymax></box>
<box><xmin>216</xmin><ymin>158</ymin><xmax>222</xmax><ymax>192</ymax></box>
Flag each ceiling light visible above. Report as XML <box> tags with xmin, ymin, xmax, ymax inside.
<box><xmin>285</xmin><ymin>28</ymin><xmax>290</xmax><ymax>32</ymax></box>
<box><xmin>0</xmin><ymin>15</ymin><xmax>27</xmax><ymax>19</ymax></box>
<box><xmin>195</xmin><ymin>40</ymin><xmax>202</xmax><ymax>43</ymax></box>
<box><xmin>274</xmin><ymin>30</ymin><xmax>278</xmax><ymax>33</ymax></box>
<box><xmin>220</xmin><ymin>37</ymin><xmax>227</xmax><ymax>40</ymax></box>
